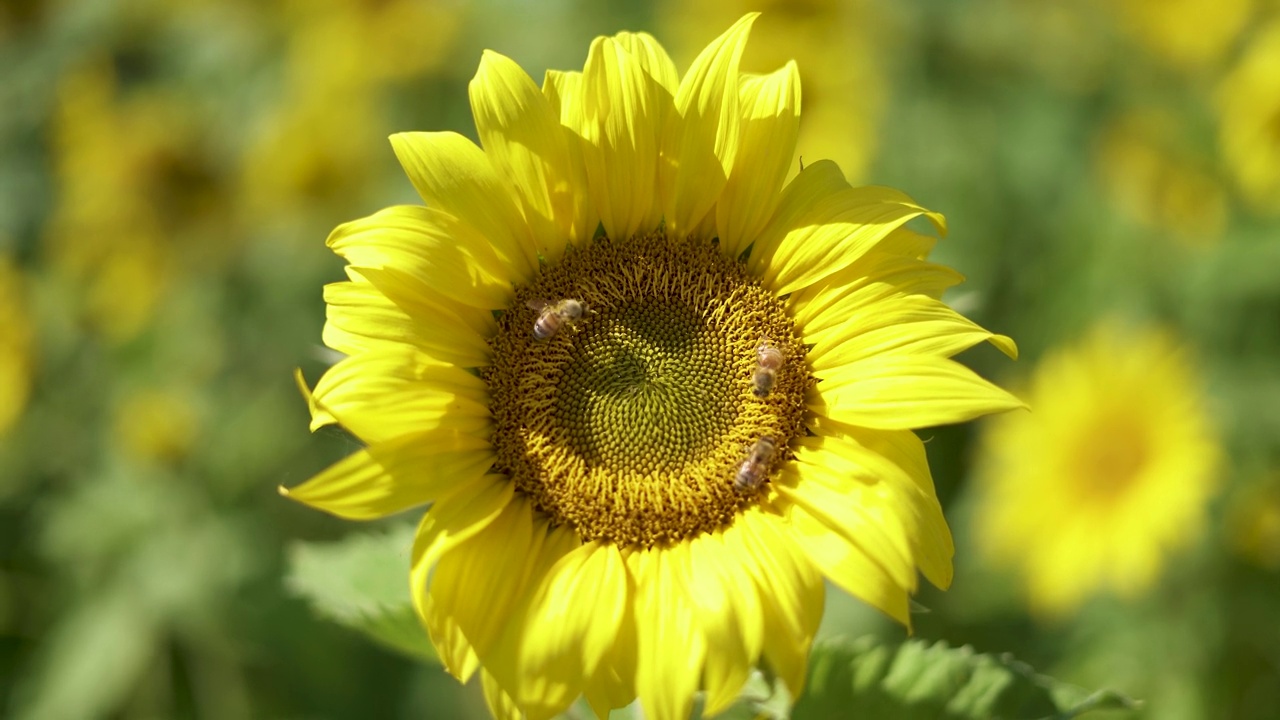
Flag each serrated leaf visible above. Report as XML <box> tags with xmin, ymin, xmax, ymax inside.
<box><xmin>792</xmin><ymin>636</ymin><xmax>1138</xmax><ymax>720</ymax></box>
<box><xmin>286</xmin><ymin>524</ymin><xmax>437</xmax><ymax>663</ymax></box>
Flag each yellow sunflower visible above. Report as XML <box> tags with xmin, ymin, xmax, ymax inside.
<box><xmin>283</xmin><ymin>15</ymin><xmax>1020</xmax><ymax>720</ymax></box>
<box><xmin>1218</xmin><ymin>19</ymin><xmax>1280</xmax><ymax>215</ymax></box>
<box><xmin>974</xmin><ymin>322</ymin><xmax>1220</xmax><ymax>618</ymax></box>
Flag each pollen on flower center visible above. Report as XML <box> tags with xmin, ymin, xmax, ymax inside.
<box><xmin>486</xmin><ymin>233</ymin><xmax>810</xmax><ymax>547</ymax></box>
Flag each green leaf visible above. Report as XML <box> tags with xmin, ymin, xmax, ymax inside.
<box><xmin>286</xmin><ymin>524</ymin><xmax>437</xmax><ymax>663</ymax></box>
<box><xmin>792</xmin><ymin>636</ymin><xmax>1138</xmax><ymax>720</ymax></box>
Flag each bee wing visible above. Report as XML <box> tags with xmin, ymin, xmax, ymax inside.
<box><xmin>525</xmin><ymin>299</ymin><xmax>550</xmax><ymax>312</ymax></box>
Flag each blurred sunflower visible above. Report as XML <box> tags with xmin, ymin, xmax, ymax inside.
<box><xmin>1217</xmin><ymin>20</ymin><xmax>1280</xmax><ymax>215</ymax></box>
<box><xmin>0</xmin><ymin>253</ymin><xmax>34</xmax><ymax>437</ymax></box>
<box><xmin>975</xmin><ymin>323</ymin><xmax>1220</xmax><ymax>617</ymax></box>
<box><xmin>1093</xmin><ymin>109</ymin><xmax>1227</xmax><ymax>247</ymax></box>
<box><xmin>1111</xmin><ymin>0</ymin><xmax>1254</xmax><ymax>71</ymax></box>
<box><xmin>284</xmin><ymin>15</ymin><xmax>1020</xmax><ymax>720</ymax></box>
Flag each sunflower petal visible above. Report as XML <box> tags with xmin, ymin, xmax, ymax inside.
<box><xmin>582</xmin><ymin>592</ymin><xmax>639</xmax><ymax>720</ymax></box>
<box><xmin>631</xmin><ymin>547</ymin><xmax>706</xmax><ymax>720</ymax></box>
<box><xmin>660</xmin><ymin>13</ymin><xmax>756</xmax><ymax>237</ymax></box>
<box><xmin>788</xmin><ymin>506</ymin><xmax>912</xmax><ymax>627</ymax></box>
<box><xmin>427</xmin><ymin>499</ymin><xmax>548</xmax><ymax>666</ymax></box>
<box><xmin>306</xmin><ymin>349</ymin><xmax>490</xmax><ymax>443</ymax></box>
<box><xmin>278</xmin><ymin>429</ymin><xmax>494</xmax><ymax>520</ymax></box>
<box><xmin>322</xmin><ymin>278</ymin><xmax>418</xmax><ymax>357</ymax></box>
<box><xmin>354</xmin><ymin>265</ymin><xmax>495</xmax><ymax>361</ymax></box>
<box><xmin>580</xmin><ymin>37</ymin><xmax>661</xmax><ymax>241</ymax></box>
<box><xmin>480</xmin><ymin>671</ymin><xmax>522</xmax><ymax>720</ymax></box>
<box><xmin>411</xmin><ymin>477</ymin><xmax>516</xmax><ymax>680</ymax></box>
<box><xmin>389</xmin><ymin>131</ymin><xmax>538</xmax><ymax>281</ymax></box>
<box><xmin>731</xmin><ymin>510</ymin><xmax>823</xmax><ymax>696</ymax></box>
<box><xmin>685</xmin><ymin>532</ymin><xmax>755</xmax><ymax>717</ymax></box>
<box><xmin>789</xmin><ymin>251</ymin><xmax>964</xmax><ymax>334</ymax></box>
<box><xmin>471</xmin><ymin>51</ymin><xmax>587</xmax><ymax>260</ymax></box>
<box><xmin>513</xmin><ymin>541</ymin><xmax>627</xmax><ymax>716</ymax></box>
<box><xmin>717</xmin><ymin>61</ymin><xmax>801</xmax><ymax>258</ymax></box>
<box><xmin>755</xmin><ymin>184</ymin><xmax>947</xmax><ymax>296</ymax></box>
<box><xmin>811</xmin><ymin>355</ymin><xmax>1026</xmax><ymax>430</ymax></box>
<box><xmin>807</xmin><ymin>294</ymin><xmax>1018</xmax><ymax>370</ymax></box>
<box><xmin>775</xmin><ymin>453</ymin><xmax>917</xmax><ymax>592</ymax></box>
<box><xmin>327</xmin><ymin>205</ymin><xmax>515</xmax><ymax>310</ymax></box>
<box><xmin>807</xmin><ymin>418</ymin><xmax>954</xmax><ymax>589</ymax></box>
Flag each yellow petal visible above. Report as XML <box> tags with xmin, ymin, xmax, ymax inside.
<box><xmin>389</xmin><ymin>131</ymin><xmax>538</xmax><ymax>282</ymax></box>
<box><xmin>730</xmin><ymin>510</ymin><xmax>823</xmax><ymax>696</ymax></box>
<box><xmin>295</xmin><ymin>367</ymin><xmax>335</xmax><ymax>430</ymax></box>
<box><xmin>807</xmin><ymin>294</ymin><xmax>1018</xmax><ymax>370</ymax></box>
<box><xmin>753</xmin><ymin>182</ymin><xmax>947</xmax><ymax>296</ymax></box>
<box><xmin>481</xmin><ymin>671</ymin><xmax>523</xmax><ymax>720</ymax></box>
<box><xmin>511</xmin><ymin>541</ymin><xmax>627</xmax><ymax>718</ymax></box>
<box><xmin>717</xmin><ymin>61</ymin><xmax>801</xmax><ymax>257</ymax></box>
<box><xmin>777</xmin><ymin>440</ymin><xmax>918</xmax><ymax>592</ymax></box>
<box><xmin>327</xmin><ymin>205</ymin><xmax>515</xmax><ymax>310</ymax></box>
<box><xmin>789</xmin><ymin>250</ymin><xmax>964</xmax><ymax>335</ymax></box>
<box><xmin>630</xmin><ymin>547</ymin><xmax>706</xmax><ymax>720</ymax></box>
<box><xmin>613</xmin><ymin>31</ymin><xmax>679</xmax><ymax>94</ymax></box>
<box><xmin>811</xmin><ymin>355</ymin><xmax>1026</xmax><ymax>430</ymax></box>
<box><xmin>427</xmin><ymin>498</ymin><xmax>547</xmax><ymax>665</ymax></box>
<box><xmin>787</xmin><ymin>506</ymin><xmax>912</xmax><ymax>627</ymax></box>
<box><xmin>583</xmin><ymin>582</ymin><xmax>639</xmax><ymax>720</ymax></box>
<box><xmin>411</xmin><ymin>476</ymin><xmax>517</xmax><ymax>679</ymax></box>
<box><xmin>685</xmin><ymin>532</ymin><xmax>756</xmax><ymax>717</ymax></box>
<box><xmin>807</xmin><ymin>418</ymin><xmax>954</xmax><ymax>589</ymax></box>
<box><xmin>354</xmin><ymin>265</ymin><xmax>495</xmax><ymax>363</ymax></box>
<box><xmin>751</xmin><ymin>159</ymin><xmax>848</xmax><ymax>266</ymax></box>
<box><xmin>322</xmin><ymin>278</ymin><xmax>415</xmax><ymax>357</ymax></box>
<box><xmin>579</xmin><ymin>36</ymin><xmax>661</xmax><ymax>241</ymax></box>
<box><xmin>660</xmin><ymin>13</ymin><xmax>756</xmax><ymax>237</ymax></box>
<box><xmin>542</xmin><ymin>69</ymin><xmax>582</xmax><ymax>125</ymax></box>
<box><xmin>470</xmin><ymin>51</ymin><xmax>588</xmax><ymax>259</ymax></box>
<box><xmin>307</xmin><ymin>348</ymin><xmax>490</xmax><ymax>443</ymax></box>
<box><xmin>278</xmin><ymin>429</ymin><xmax>494</xmax><ymax>520</ymax></box>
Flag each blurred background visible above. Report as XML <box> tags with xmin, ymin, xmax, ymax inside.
<box><xmin>2</xmin><ymin>0</ymin><xmax>1278</xmax><ymax>718</ymax></box>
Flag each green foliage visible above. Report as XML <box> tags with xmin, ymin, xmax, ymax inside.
<box><xmin>287</xmin><ymin>525</ymin><xmax>438</xmax><ymax>663</ymax></box>
<box><xmin>792</xmin><ymin>636</ymin><xmax>1138</xmax><ymax>720</ymax></box>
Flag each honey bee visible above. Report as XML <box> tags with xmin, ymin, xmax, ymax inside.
<box><xmin>752</xmin><ymin>340</ymin><xmax>784</xmax><ymax>397</ymax></box>
<box><xmin>734</xmin><ymin>436</ymin><xmax>776</xmax><ymax>493</ymax></box>
<box><xmin>527</xmin><ymin>298</ymin><xmax>587</xmax><ymax>340</ymax></box>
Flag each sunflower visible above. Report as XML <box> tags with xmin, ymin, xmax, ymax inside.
<box><xmin>973</xmin><ymin>322</ymin><xmax>1220</xmax><ymax>618</ymax></box>
<box><xmin>1218</xmin><ymin>19</ymin><xmax>1280</xmax><ymax>215</ymax></box>
<box><xmin>283</xmin><ymin>14</ymin><xmax>1020</xmax><ymax>720</ymax></box>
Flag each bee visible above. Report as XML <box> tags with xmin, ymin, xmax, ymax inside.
<box><xmin>752</xmin><ymin>340</ymin><xmax>784</xmax><ymax>398</ymax></box>
<box><xmin>734</xmin><ymin>436</ymin><xmax>777</xmax><ymax>493</ymax></box>
<box><xmin>527</xmin><ymin>298</ymin><xmax>587</xmax><ymax>340</ymax></box>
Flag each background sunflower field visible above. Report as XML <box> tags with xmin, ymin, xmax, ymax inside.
<box><xmin>2</xmin><ymin>0</ymin><xmax>1278</xmax><ymax>718</ymax></box>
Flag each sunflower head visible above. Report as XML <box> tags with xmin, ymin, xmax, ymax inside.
<box><xmin>975</xmin><ymin>322</ymin><xmax>1220</xmax><ymax>617</ymax></box>
<box><xmin>283</xmin><ymin>14</ymin><xmax>1020</xmax><ymax>720</ymax></box>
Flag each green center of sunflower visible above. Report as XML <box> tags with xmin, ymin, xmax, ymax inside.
<box><xmin>486</xmin><ymin>232</ymin><xmax>810</xmax><ymax>548</ymax></box>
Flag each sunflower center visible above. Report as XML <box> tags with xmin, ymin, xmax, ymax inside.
<box><xmin>1077</xmin><ymin>414</ymin><xmax>1150</xmax><ymax>496</ymax></box>
<box><xmin>486</xmin><ymin>232</ymin><xmax>810</xmax><ymax>548</ymax></box>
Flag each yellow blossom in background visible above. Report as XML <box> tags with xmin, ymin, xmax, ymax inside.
<box><xmin>1217</xmin><ymin>20</ymin><xmax>1280</xmax><ymax>215</ymax></box>
<box><xmin>43</xmin><ymin>61</ymin><xmax>182</xmax><ymax>345</ymax></box>
<box><xmin>0</xmin><ymin>254</ymin><xmax>34</xmax><ymax>437</ymax></box>
<box><xmin>239</xmin><ymin>0</ymin><xmax>468</xmax><ymax>222</ymax></box>
<box><xmin>1093</xmin><ymin>109</ymin><xmax>1227</xmax><ymax>247</ymax></box>
<box><xmin>112</xmin><ymin>387</ymin><xmax>200</xmax><ymax>465</ymax></box>
<box><xmin>282</xmin><ymin>14</ymin><xmax>1021</xmax><ymax>720</ymax></box>
<box><xmin>975</xmin><ymin>323</ymin><xmax>1221</xmax><ymax>617</ymax></box>
<box><xmin>659</xmin><ymin>0</ymin><xmax>886</xmax><ymax>182</ymax></box>
<box><xmin>1111</xmin><ymin>0</ymin><xmax>1254</xmax><ymax>71</ymax></box>
<box><xmin>1228</xmin><ymin>476</ymin><xmax>1280</xmax><ymax>570</ymax></box>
